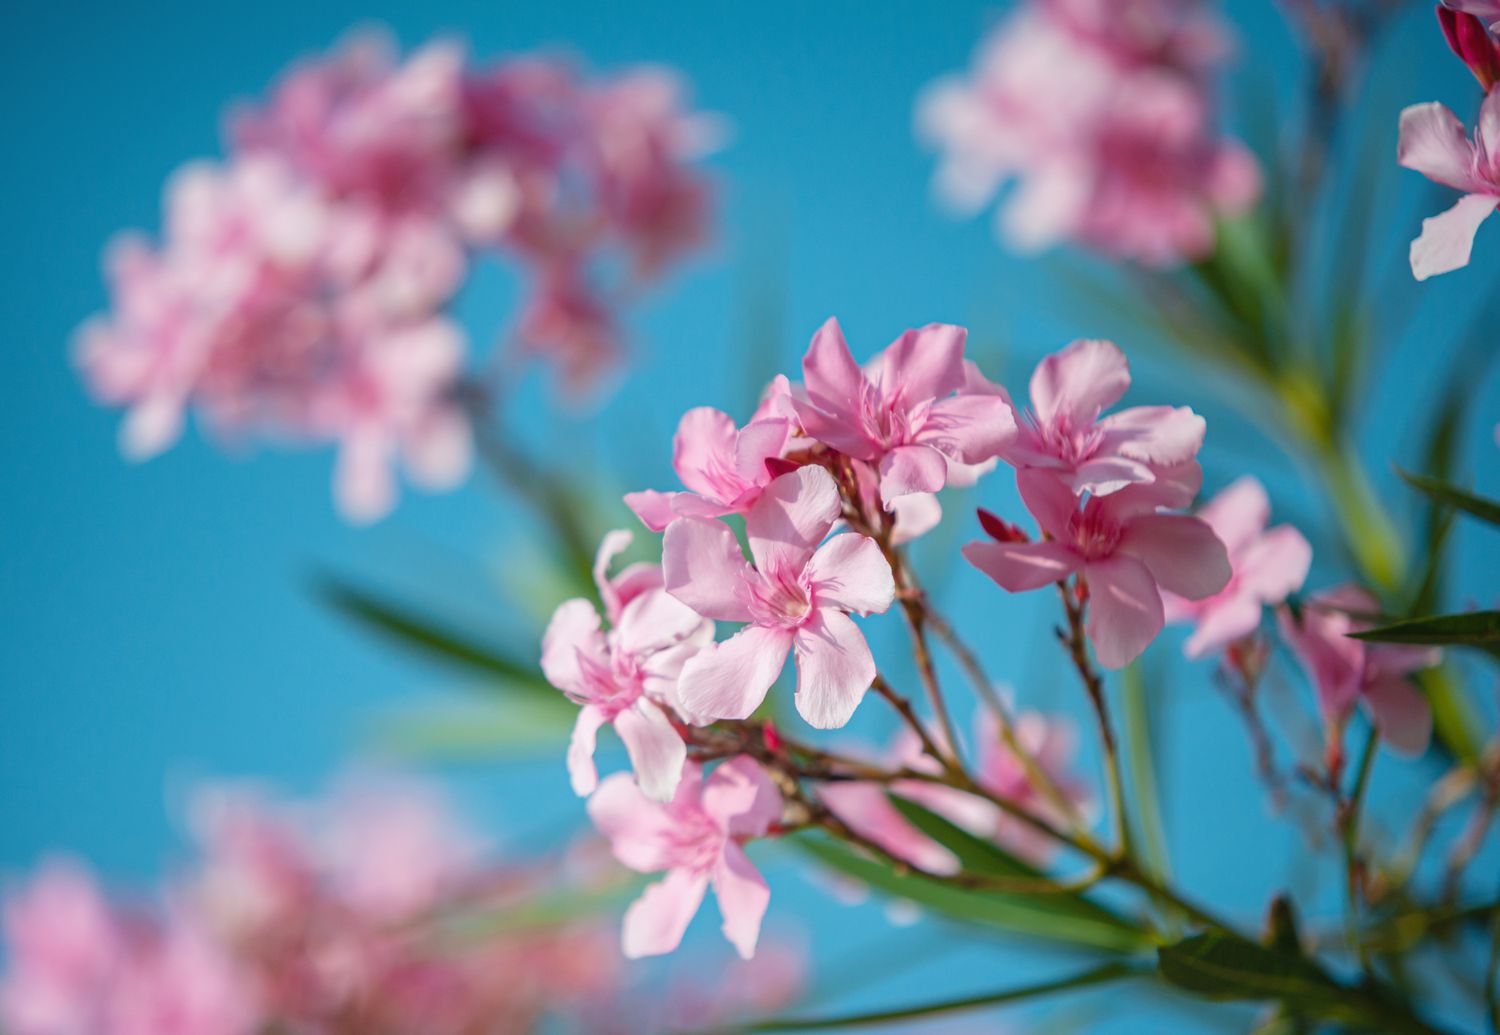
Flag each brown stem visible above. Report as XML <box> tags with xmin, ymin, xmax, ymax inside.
<box><xmin>1056</xmin><ymin>579</ymin><xmax>1130</xmax><ymax>857</ymax></box>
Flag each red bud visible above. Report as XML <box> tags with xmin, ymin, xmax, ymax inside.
<box><xmin>764</xmin><ymin>456</ymin><xmax>801</xmax><ymax>480</ymax></box>
<box><xmin>977</xmin><ymin>507</ymin><xmax>1029</xmax><ymax>543</ymax></box>
<box><xmin>762</xmin><ymin>720</ymin><xmax>782</xmax><ymax>753</ymax></box>
<box><xmin>1439</xmin><ymin>5</ymin><xmax>1500</xmax><ymax>90</ymax></box>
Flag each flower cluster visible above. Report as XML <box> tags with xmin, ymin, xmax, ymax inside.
<box><xmin>0</xmin><ymin>777</ymin><xmax>802</xmax><ymax>1035</ymax></box>
<box><xmin>916</xmin><ymin>0</ymin><xmax>1261</xmax><ymax>266</ymax></box>
<box><xmin>75</xmin><ymin>32</ymin><xmax>716</xmax><ymax>521</ymax></box>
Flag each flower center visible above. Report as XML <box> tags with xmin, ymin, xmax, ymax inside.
<box><xmin>1031</xmin><ymin>409</ymin><xmax>1102</xmax><ymax>467</ymax></box>
<box><xmin>745</xmin><ymin>565</ymin><xmax>815</xmax><ymax>629</ymax></box>
<box><xmin>1070</xmin><ymin>499</ymin><xmax>1122</xmax><ymax>559</ymax></box>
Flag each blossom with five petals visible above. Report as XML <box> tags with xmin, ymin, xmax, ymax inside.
<box><xmin>1162</xmin><ymin>476</ymin><xmax>1312</xmax><ymax>659</ymax></box>
<box><xmin>792</xmin><ymin>318</ymin><xmax>1015</xmax><ymax>506</ymax></box>
<box><xmin>664</xmin><ymin>466</ymin><xmax>895</xmax><ymax>728</ymax></box>
<box><xmin>587</xmin><ymin>759</ymin><xmax>781</xmax><ymax>959</ymax></box>
<box><xmin>963</xmin><ymin>466</ymin><xmax>1229</xmax><ymax>668</ymax></box>
<box><xmin>542</xmin><ymin>532</ymin><xmax>713</xmax><ymax>801</ymax></box>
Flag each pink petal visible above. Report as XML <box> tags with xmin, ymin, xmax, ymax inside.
<box><xmin>625</xmin><ymin>489</ymin><xmax>682</xmax><ymax>533</ymax></box>
<box><xmin>120</xmin><ymin>395</ymin><xmax>186</xmax><ymax>462</ymax></box>
<box><xmin>540</xmin><ymin>599</ymin><xmax>604</xmax><ymax>695</ymax></box>
<box><xmin>875</xmin><ymin>323</ymin><xmax>968</xmax><ymax>402</ymax></box>
<box><xmin>1411</xmin><ymin>192</ymin><xmax>1496</xmax><ymax>280</ymax></box>
<box><xmin>890</xmin><ymin>492</ymin><xmax>943</xmax><ymax>545</ymax></box>
<box><xmin>1118</xmin><ymin>513</ymin><xmax>1231</xmax><ymax>601</ymax></box>
<box><xmin>615</xmin><ymin>701</ymin><xmax>687</xmax><ymax>803</ymax></box>
<box><xmin>820</xmin><ymin>782</ymin><xmax>960</xmax><ymax>874</ymax></box>
<box><xmin>403</xmin><ymin>407</ymin><xmax>472</xmax><ymax>490</ymax></box>
<box><xmin>677</xmin><ymin>624</ymin><xmax>794</xmax><ymax>721</ymax></box>
<box><xmin>806</xmin><ymin>534</ymin><xmax>895</xmax><ymax>615</ymax></box>
<box><xmin>878</xmin><ymin>444</ymin><xmax>949</xmax><ymax>504</ymax></box>
<box><xmin>1197</xmin><ymin>477</ymin><xmax>1270</xmax><ymax>557</ymax></box>
<box><xmin>745</xmin><ymin>466</ymin><xmax>841</xmax><ymax>574</ymax></box>
<box><xmin>712</xmin><ymin>843</ymin><xmax>770</xmax><ymax>960</ymax></box>
<box><xmin>673</xmin><ymin>407</ymin><xmax>739</xmax><ymax>499</ymax></box>
<box><xmin>1098</xmin><ymin>405</ymin><xmax>1206</xmax><ymax>467</ymax></box>
<box><xmin>733</xmin><ymin>418</ymin><xmax>792</xmax><ymax>485</ymax></box>
<box><xmin>1236</xmin><ymin>524</ymin><xmax>1313</xmax><ymax>604</ymax></box>
<box><xmin>1181</xmin><ymin>594</ymin><xmax>1263</xmax><ymax>660</ymax></box>
<box><xmin>1001</xmin><ymin>160</ymin><xmax>1091</xmax><ymax>252</ymax></box>
<box><xmin>703</xmin><ymin>756</ymin><xmax>782</xmax><ymax>838</ymax></box>
<box><xmin>1016</xmin><ymin>468</ymin><xmax>1082</xmax><ymax>541</ymax></box>
<box><xmin>1397</xmin><ymin>101</ymin><xmax>1481</xmax><ymax>191</ymax></box>
<box><xmin>587</xmin><ymin>772</ymin><xmax>677</xmax><ymax>873</ymax></box>
<box><xmin>663</xmin><ymin>517</ymin><xmax>754</xmax><ymax>622</ymax></box>
<box><xmin>1084</xmin><ymin>556</ymin><xmax>1165</xmax><ymax>669</ymax></box>
<box><xmin>622</xmin><ymin>868</ymin><xmax>709</xmax><ymax>959</ymax></box>
<box><xmin>1068</xmin><ymin>454</ymin><xmax>1157</xmax><ymax>496</ymax></box>
<box><xmin>334</xmin><ymin>429</ymin><xmax>397</xmax><ymax>524</ymax></box>
<box><xmin>963</xmin><ymin>540</ymin><xmax>1080</xmax><ymax>591</ymax></box>
<box><xmin>800</xmin><ymin>317</ymin><xmax>866</xmax><ymax>418</ymax></box>
<box><xmin>1106</xmin><ymin>461</ymin><xmax>1204</xmax><ymax>514</ymax></box>
<box><xmin>567</xmin><ymin>705</ymin><xmax>609</xmax><ymax>796</ymax></box>
<box><xmin>1028</xmin><ymin>339</ymin><xmax>1130</xmax><ymax>428</ymax></box>
<box><xmin>615</xmin><ymin>587</ymin><xmax>712</xmax><ymax>658</ymax></box>
<box><xmin>1362</xmin><ymin>676</ymin><xmax>1433</xmax><ymax>758</ymax></box>
<box><xmin>791</xmin><ymin>609</ymin><xmax>876</xmax><ymax>729</ymax></box>
<box><xmin>592</xmin><ymin>529</ymin><xmax>635</xmax><ymax>621</ymax></box>
<box><xmin>919</xmin><ymin>393</ymin><xmax>1017</xmax><ymax>464</ymax></box>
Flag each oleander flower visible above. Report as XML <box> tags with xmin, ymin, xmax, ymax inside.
<box><xmin>587</xmin><ymin>759</ymin><xmax>781</xmax><ymax>959</ymax></box>
<box><xmin>792</xmin><ymin>318</ymin><xmax>1015</xmax><ymax>506</ymax></box>
<box><xmin>1162</xmin><ymin>476</ymin><xmax>1313</xmax><ymax>659</ymax></box>
<box><xmin>625</xmin><ymin>407</ymin><xmax>793</xmax><ymax>532</ymax></box>
<box><xmin>1001</xmin><ymin>338</ymin><xmax>1206</xmax><ymax>497</ymax></box>
<box><xmin>663</xmin><ymin>466</ymin><xmax>895</xmax><ymax>728</ymax></box>
<box><xmin>964</xmin><ymin>466</ymin><xmax>1229</xmax><ymax>668</ymax></box>
<box><xmin>1277</xmin><ymin>587</ymin><xmax>1440</xmax><ymax>756</ymax></box>
<box><xmin>543</xmin><ymin>532</ymin><xmax>714</xmax><ymax>801</ymax></box>
<box><xmin>1397</xmin><ymin>85</ymin><xmax>1500</xmax><ymax>280</ymax></box>
<box><xmin>916</xmin><ymin>0</ymin><xmax>1259</xmax><ymax>266</ymax></box>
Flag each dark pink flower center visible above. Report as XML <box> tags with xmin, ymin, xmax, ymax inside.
<box><xmin>744</xmin><ymin>566</ymin><xmax>815</xmax><ymax>629</ymax></box>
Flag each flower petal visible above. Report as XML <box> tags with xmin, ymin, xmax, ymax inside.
<box><xmin>587</xmin><ymin>771</ymin><xmax>678</xmax><ymax>873</ymax></box>
<box><xmin>622</xmin><ymin>869</ymin><xmax>709</xmax><ymax>959</ymax></box>
<box><xmin>1362</xmin><ymin>676</ymin><xmax>1433</xmax><ymax>758</ymax></box>
<box><xmin>1196</xmin><ymin>477</ymin><xmax>1270</xmax><ymax>557</ymax></box>
<box><xmin>1410</xmin><ymin>192</ymin><xmax>1496</xmax><ymax>281</ymax></box>
<box><xmin>677</xmin><ymin>625</ymin><xmax>793</xmax><ymax>721</ymax></box>
<box><xmin>663</xmin><ymin>517</ymin><xmax>753</xmax><ymax>622</ymax></box>
<box><xmin>806</xmin><ymin>533</ymin><xmax>895</xmax><ymax>615</ymax></box>
<box><xmin>963</xmin><ymin>540</ymin><xmax>1080</xmax><ymax>591</ymax></box>
<box><xmin>1236</xmin><ymin>524</ymin><xmax>1313</xmax><ymax>605</ymax></box>
<box><xmin>625</xmin><ymin>489</ymin><xmax>682</xmax><ymax>533</ymax></box>
<box><xmin>919</xmin><ymin>393</ymin><xmax>1017</xmax><ymax>464</ymax></box>
<box><xmin>1098</xmin><ymin>405</ymin><xmax>1205</xmax><ymax>467</ymax></box>
<box><xmin>1084</xmin><ymin>556</ymin><xmax>1165</xmax><ymax>669</ymax></box>
<box><xmin>878</xmin><ymin>444</ymin><xmax>949</xmax><ymax>504</ymax></box>
<box><xmin>874</xmin><ymin>323</ymin><xmax>968</xmax><ymax>401</ymax></box>
<box><xmin>1397</xmin><ymin>101</ymin><xmax>1481</xmax><ymax>191</ymax></box>
<box><xmin>615</xmin><ymin>702</ymin><xmax>687</xmax><ymax>803</ymax></box>
<box><xmin>703</xmin><ymin>756</ymin><xmax>782</xmax><ymax>838</ymax></box>
<box><xmin>713</xmin><ymin>843</ymin><xmax>770</xmax><ymax>960</ymax></box>
<box><xmin>1016</xmin><ymin>468</ymin><xmax>1081</xmax><ymax>541</ymax></box>
<box><xmin>1181</xmin><ymin>594</ymin><xmax>1263</xmax><ymax>660</ymax></box>
<box><xmin>540</xmin><ymin>598</ymin><xmax>604</xmax><ymax>695</ymax></box>
<box><xmin>1028</xmin><ymin>339</ymin><xmax>1129</xmax><ymax>428</ymax></box>
<box><xmin>567</xmin><ymin>705</ymin><xmax>609</xmax><ymax>797</ymax></box>
<box><xmin>800</xmin><ymin>316</ymin><xmax>865</xmax><ymax>417</ymax></box>
<box><xmin>746</xmin><ymin>466</ymin><xmax>841</xmax><ymax>574</ymax></box>
<box><xmin>1118</xmin><ymin>513</ymin><xmax>1231</xmax><ymax>601</ymax></box>
<box><xmin>792</xmin><ymin>609</ymin><xmax>876</xmax><ymax>729</ymax></box>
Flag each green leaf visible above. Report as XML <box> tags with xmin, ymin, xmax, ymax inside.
<box><xmin>711</xmin><ymin>960</ymin><xmax>1146</xmax><ymax>1034</ymax></box>
<box><xmin>1349</xmin><ymin>611</ymin><xmax>1500</xmax><ymax>652</ymax></box>
<box><xmin>365</xmin><ymin>700</ymin><xmax>572</xmax><ymax>762</ymax></box>
<box><xmin>1156</xmin><ymin>934</ymin><xmax>1340</xmax><ymax>1006</ymax></box>
<box><xmin>794</xmin><ymin>834</ymin><xmax>1149</xmax><ymax>954</ymax></box>
<box><xmin>1397</xmin><ymin>468</ymin><xmax>1500</xmax><ymax>530</ymax></box>
<box><xmin>313</xmin><ymin>574</ymin><xmax>556</xmax><ymax>698</ymax></box>
<box><xmin>1120</xmin><ymin>663</ymin><xmax>1171</xmax><ymax>887</ymax></box>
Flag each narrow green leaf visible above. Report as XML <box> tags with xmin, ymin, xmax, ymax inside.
<box><xmin>313</xmin><ymin>575</ymin><xmax>555</xmax><ymax>697</ymax></box>
<box><xmin>1397</xmin><ymin>468</ymin><xmax>1500</xmax><ymax>530</ymax></box>
<box><xmin>1156</xmin><ymin>934</ymin><xmax>1340</xmax><ymax>1006</ymax></box>
<box><xmin>366</xmin><ymin>701</ymin><xmax>572</xmax><ymax>762</ymax></box>
<box><xmin>714</xmin><ymin>960</ymin><xmax>1146</xmax><ymax>1033</ymax></box>
<box><xmin>1349</xmin><ymin>611</ymin><xmax>1500</xmax><ymax>651</ymax></box>
<box><xmin>794</xmin><ymin>835</ymin><xmax>1149</xmax><ymax>953</ymax></box>
<box><xmin>1121</xmin><ymin>663</ymin><xmax>1172</xmax><ymax>886</ymax></box>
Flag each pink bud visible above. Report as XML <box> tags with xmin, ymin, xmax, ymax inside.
<box><xmin>763</xmin><ymin>720</ymin><xmax>783</xmax><ymax>753</ymax></box>
<box><xmin>764</xmin><ymin>456</ymin><xmax>802</xmax><ymax>480</ymax></box>
<box><xmin>1439</xmin><ymin>5</ymin><xmax>1500</xmax><ymax>89</ymax></box>
<box><xmin>976</xmin><ymin>507</ymin><xmax>1029</xmax><ymax>543</ymax></box>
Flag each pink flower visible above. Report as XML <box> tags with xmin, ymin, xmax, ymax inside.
<box><xmin>916</xmin><ymin>0</ymin><xmax>1259</xmax><ymax>266</ymax></box>
<box><xmin>1397</xmin><ymin>86</ymin><xmax>1500</xmax><ymax>279</ymax></box>
<box><xmin>819</xmin><ymin>780</ymin><xmax>963</xmax><ymax>875</ymax></box>
<box><xmin>793</xmin><ymin>318</ymin><xmax>1015</xmax><ymax>506</ymax></box>
<box><xmin>625</xmin><ymin>407</ymin><xmax>793</xmax><ymax>532</ymax></box>
<box><xmin>1002</xmin><ymin>339</ymin><xmax>1206</xmax><ymax>497</ymax></box>
<box><xmin>543</xmin><ymin>532</ymin><xmax>713</xmax><ymax>801</ymax></box>
<box><xmin>586</xmin><ymin>758</ymin><xmax>781</xmax><ymax>959</ymax></box>
<box><xmin>1163</xmin><ymin>476</ymin><xmax>1313</xmax><ymax>659</ymax></box>
<box><xmin>964</xmin><ymin>466</ymin><xmax>1229</xmax><ymax>668</ymax></box>
<box><xmin>1278</xmin><ymin>586</ymin><xmax>1440</xmax><ymax>757</ymax></box>
<box><xmin>663</xmin><ymin>466</ymin><xmax>896</xmax><ymax>728</ymax></box>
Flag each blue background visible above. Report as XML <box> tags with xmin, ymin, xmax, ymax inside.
<box><xmin>2</xmin><ymin>1</ymin><xmax>1498</xmax><ymax>1031</ymax></box>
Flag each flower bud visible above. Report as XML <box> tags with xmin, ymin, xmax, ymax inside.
<box><xmin>1439</xmin><ymin>5</ymin><xmax>1500</xmax><ymax>90</ymax></box>
<box><xmin>976</xmin><ymin>507</ymin><xmax>1029</xmax><ymax>543</ymax></box>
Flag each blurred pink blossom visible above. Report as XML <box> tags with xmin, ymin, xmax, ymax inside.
<box><xmin>587</xmin><ymin>758</ymin><xmax>781</xmax><ymax>959</ymax></box>
<box><xmin>916</xmin><ymin>0</ymin><xmax>1259</xmax><ymax>266</ymax></box>
<box><xmin>1397</xmin><ymin>86</ymin><xmax>1500</xmax><ymax>280</ymax></box>
<box><xmin>1163</xmin><ymin>476</ymin><xmax>1313</xmax><ymax>659</ymax></box>
<box><xmin>1278</xmin><ymin>587</ymin><xmax>1440</xmax><ymax>757</ymax></box>
<box><xmin>664</xmin><ymin>466</ymin><xmax>895</xmax><ymax>728</ymax></box>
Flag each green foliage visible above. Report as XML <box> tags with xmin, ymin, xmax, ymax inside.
<box><xmin>1397</xmin><ymin>468</ymin><xmax>1500</xmax><ymax>532</ymax></box>
<box><xmin>1350</xmin><ymin>611</ymin><xmax>1500</xmax><ymax>654</ymax></box>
